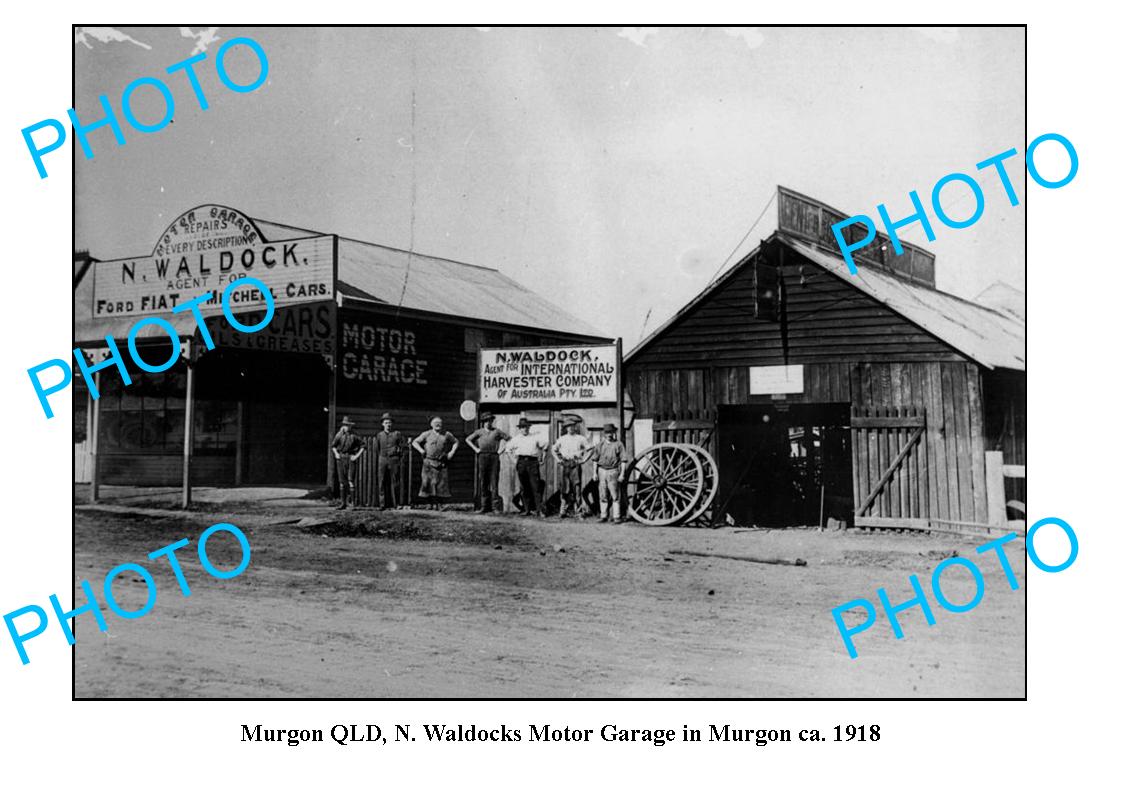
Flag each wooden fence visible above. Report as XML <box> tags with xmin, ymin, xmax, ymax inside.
<box><xmin>986</xmin><ymin>450</ymin><xmax>1027</xmax><ymax>533</ymax></box>
<box><xmin>651</xmin><ymin>410</ymin><xmax>716</xmax><ymax>453</ymax></box>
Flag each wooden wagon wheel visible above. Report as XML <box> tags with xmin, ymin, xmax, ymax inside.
<box><xmin>681</xmin><ymin>444</ymin><xmax>719</xmax><ymax>525</ymax></box>
<box><xmin>625</xmin><ymin>443</ymin><xmax>704</xmax><ymax>526</ymax></box>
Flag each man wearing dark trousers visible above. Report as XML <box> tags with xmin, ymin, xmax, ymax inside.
<box><xmin>465</xmin><ymin>411</ymin><xmax>510</xmax><ymax>513</ymax></box>
<box><xmin>330</xmin><ymin>416</ymin><xmax>366</xmax><ymax>510</ymax></box>
<box><xmin>505</xmin><ymin>417</ymin><xmax>546</xmax><ymax>516</ymax></box>
<box><xmin>375</xmin><ymin>412</ymin><xmax>406</xmax><ymax>509</ymax></box>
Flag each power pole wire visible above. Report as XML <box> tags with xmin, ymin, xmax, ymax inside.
<box><xmin>638</xmin><ymin>306</ymin><xmax>653</xmax><ymax>342</ymax></box>
<box><xmin>705</xmin><ymin>189</ymin><xmax>778</xmax><ymax>288</ymax></box>
<box><xmin>396</xmin><ymin>49</ymin><xmax>418</xmax><ymax>315</ymax></box>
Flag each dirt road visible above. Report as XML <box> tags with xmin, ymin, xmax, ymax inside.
<box><xmin>73</xmin><ymin>504</ymin><xmax>1025</xmax><ymax>698</ymax></box>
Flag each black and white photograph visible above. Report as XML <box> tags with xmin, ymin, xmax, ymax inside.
<box><xmin>70</xmin><ymin>25</ymin><xmax>1026</xmax><ymax>699</ymax></box>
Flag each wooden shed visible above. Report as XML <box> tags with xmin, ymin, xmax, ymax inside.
<box><xmin>624</xmin><ymin>187</ymin><xmax>1025</xmax><ymax>534</ymax></box>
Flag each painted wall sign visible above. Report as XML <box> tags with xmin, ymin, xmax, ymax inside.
<box><xmin>339</xmin><ymin>320</ymin><xmax>429</xmax><ymax>386</ymax></box>
<box><xmin>92</xmin><ymin>234</ymin><xmax>334</xmax><ymax>318</ymax></box>
<box><xmin>749</xmin><ymin>364</ymin><xmax>804</xmax><ymax>395</ymax></box>
<box><xmin>480</xmin><ymin>345</ymin><xmax>618</xmax><ymax>404</ymax></box>
<box><xmin>211</xmin><ymin>301</ymin><xmax>334</xmax><ymax>356</ymax></box>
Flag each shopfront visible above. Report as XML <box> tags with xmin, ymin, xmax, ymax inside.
<box><xmin>75</xmin><ymin>204</ymin><xmax>336</xmax><ymax>490</ymax></box>
<box><xmin>75</xmin><ymin>203</ymin><xmax>610</xmax><ymax>499</ymax></box>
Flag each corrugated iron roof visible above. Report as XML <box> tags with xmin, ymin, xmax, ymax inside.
<box><xmin>255</xmin><ymin>219</ymin><xmax>604</xmax><ymax>338</ymax></box>
<box><xmin>626</xmin><ymin>232</ymin><xmax>1025</xmax><ymax>371</ymax></box>
<box><xmin>780</xmin><ymin>235</ymin><xmax>1024</xmax><ymax>371</ymax></box>
<box><xmin>974</xmin><ymin>280</ymin><xmax>1026</xmax><ymax>322</ymax></box>
<box><xmin>336</xmin><ymin>237</ymin><xmax>603</xmax><ymax>336</ymax></box>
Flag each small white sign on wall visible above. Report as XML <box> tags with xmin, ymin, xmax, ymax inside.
<box><xmin>633</xmin><ymin>418</ymin><xmax>654</xmax><ymax>454</ymax></box>
<box><xmin>749</xmin><ymin>364</ymin><xmax>804</xmax><ymax>395</ymax></box>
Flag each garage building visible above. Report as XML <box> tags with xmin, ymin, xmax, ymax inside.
<box><xmin>74</xmin><ymin>204</ymin><xmax>609</xmax><ymax>503</ymax></box>
<box><xmin>624</xmin><ymin>187</ymin><xmax>1026</xmax><ymax>533</ymax></box>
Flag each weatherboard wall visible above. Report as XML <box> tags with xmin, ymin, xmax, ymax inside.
<box><xmin>626</xmin><ymin>243</ymin><xmax>999</xmax><ymax>525</ymax></box>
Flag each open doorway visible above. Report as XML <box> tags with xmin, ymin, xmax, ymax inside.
<box><xmin>717</xmin><ymin>402</ymin><xmax>852</xmax><ymax>527</ymax></box>
<box><xmin>195</xmin><ymin>349</ymin><xmax>330</xmax><ymax>486</ymax></box>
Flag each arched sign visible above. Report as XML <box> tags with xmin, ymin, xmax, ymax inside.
<box><xmin>153</xmin><ymin>204</ymin><xmax>264</xmax><ymax>257</ymax></box>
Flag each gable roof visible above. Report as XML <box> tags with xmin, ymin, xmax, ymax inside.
<box><xmin>626</xmin><ymin>232</ymin><xmax>1025</xmax><ymax>371</ymax></box>
<box><xmin>254</xmin><ymin>219</ymin><xmax>604</xmax><ymax>338</ymax></box>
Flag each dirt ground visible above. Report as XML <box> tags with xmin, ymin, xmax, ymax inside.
<box><xmin>72</xmin><ymin>498</ymin><xmax>1026</xmax><ymax>698</ymax></box>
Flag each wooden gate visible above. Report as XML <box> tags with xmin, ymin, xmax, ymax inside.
<box><xmin>851</xmin><ymin>406</ymin><xmax>929</xmax><ymax>529</ymax></box>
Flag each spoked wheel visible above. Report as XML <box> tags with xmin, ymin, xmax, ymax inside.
<box><xmin>681</xmin><ymin>444</ymin><xmax>719</xmax><ymax>525</ymax></box>
<box><xmin>625</xmin><ymin>443</ymin><xmax>704</xmax><ymax>526</ymax></box>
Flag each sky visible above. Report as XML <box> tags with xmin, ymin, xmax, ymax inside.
<box><xmin>73</xmin><ymin>26</ymin><xmax>1025</xmax><ymax>348</ymax></box>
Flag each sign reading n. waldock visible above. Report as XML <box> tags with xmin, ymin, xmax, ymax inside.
<box><xmin>93</xmin><ymin>235</ymin><xmax>334</xmax><ymax>318</ymax></box>
<box><xmin>480</xmin><ymin>345</ymin><xmax>618</xmax><ymax>404</ymax></box>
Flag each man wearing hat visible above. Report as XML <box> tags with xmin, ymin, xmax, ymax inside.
<box><xmin>330</xmin><ymin>416</ymin><xmax>366</xmax><ymax>510</ymax></box>
<box><xmin>374</xmin><ymin>412</ymin><xmax>406</xmax><ymax>510</ymax></box>
<box><xmin>504</xmin><ymin>418</ymin><xmax>546</xmax><ymax>516</ymax></box>
<box><xmin>593</xmin><ymin>423</ymin><xmax>629</xmax><ymax>523</ymax></box>
<box><xmin>465</xmin><ymin>411</ymin><xmax>510</xmax><ymax>513</ymax></box>
<box><xmin>411</xmin><ymin>416</ymin><xmax>459</xmax><ymax>510</ymax></box>
<box><xmin>552</xmin><ymin>417</ymin><xmax>593</xmax><ymax>519</ymax></box>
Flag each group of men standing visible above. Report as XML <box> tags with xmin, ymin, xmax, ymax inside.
<box><xmin>330</xmin><ymin>412</ymin><xmax>628</xmax><ymax>522</ymax></box>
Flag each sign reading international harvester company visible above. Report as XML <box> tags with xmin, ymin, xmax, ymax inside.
<box><xmin>91</xmin><ymin>204</ymin><xmax>334</xmax><ymax>319</ymax></box>
<box><xmin>480</xmin><ymin>345</ymin><xmax>618</xmax><ymax>404</ymax></box>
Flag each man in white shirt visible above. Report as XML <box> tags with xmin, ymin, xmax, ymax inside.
<box><xmin>552</xmin><ymin>417</ymin><xmax>593</xmax><ymax>519</ymax></box>
<box><xmin>505</xmin><ymin>418</ymin><xmax>546</xmax><ymax>516</ymax></box>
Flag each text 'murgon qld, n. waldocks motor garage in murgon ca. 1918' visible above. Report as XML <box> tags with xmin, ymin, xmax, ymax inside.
<box><xmin>74</xmin><ymin>204</ymin><xmax>611</xmax><ymax>505</ymax></box>
<box><xmin>624</xmin><ymin>187</ymin><xmax>1025</xmax><ymax>536</ymax></box>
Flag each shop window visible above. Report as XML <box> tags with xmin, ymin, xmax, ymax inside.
<box><xmin>464</xmin><ymin>328</ymin><xmax>485</xmax><ymax>353</ymax></box>
<box><xmin>194</xmin><ymin>401</ymin><xmax>238</xmax><ymax>452</ymax></box>
<box><xmin>97</xmin><ymin>368</ymin><xmax>193</xmax><ymax>453</ymax></box>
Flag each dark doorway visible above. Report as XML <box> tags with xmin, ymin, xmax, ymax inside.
<box><xmin>717</xmin><ymin>402</ymin><xmax>852</xmax><ymax>527</ymax></box>
<box><xmin>195</xmin><ymin>349</ymin><xmax>330</xmax><ymax>486</ymax></box>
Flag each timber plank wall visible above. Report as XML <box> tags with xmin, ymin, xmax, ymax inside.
<box><xmin>627</xmin><ymin>246</ymin><xmax>994</xmax><ymax>524</ymax></box>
